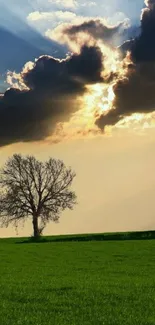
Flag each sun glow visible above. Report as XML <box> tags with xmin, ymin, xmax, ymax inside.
<box><xmin>51</xmin><ymin>38</ymin><xmax>154</xmax><ymax>141</ymax></box>
<box><xmin>84</xmin><ymin>84</ymin><xmax>110</xmax><ymax>114</ymax></box>
<box><xmin>79</xmin><ymin>44</ymin><xmax>132</xmax><ymax>127</ymax></box>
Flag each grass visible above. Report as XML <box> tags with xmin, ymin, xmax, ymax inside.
<box><xmin>0</xmin><ymin>232</ymin><xmax>155</xmax><ymax>324</ymax></box>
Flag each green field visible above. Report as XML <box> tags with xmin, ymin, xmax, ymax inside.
<box><xmin>1</xmin><ymin>233</ymin><xmax>155</xmax><ymax>325</ymax></box>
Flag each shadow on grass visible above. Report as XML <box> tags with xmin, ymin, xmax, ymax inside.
<box><xmin>45</xmin><ymin>286</ymin><xmax>73</xmax><ymax>293</ymax></box>
<box><xmin>3</xmin><ymin>287</ymin><xmax>74</xmax><ymax>305</ymax></box>
<box><xmin>15</xmin><ymin>230</ymin><xmax>155</xmax><ymax>244</ymax></box>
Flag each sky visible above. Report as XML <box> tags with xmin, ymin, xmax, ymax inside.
<box><xmin>0</xmin><ymin>0</ymin><xmax>155</xmax><ymax>237</ymax></box>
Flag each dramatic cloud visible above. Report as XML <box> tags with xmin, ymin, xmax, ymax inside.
<box><xmin>96</xmin><ymin>0</ymin><xmax>155</xmax><ymax>131</ymax></box>
<box><xmin>96</xmin><ymin>63</ymin><xmax>155</xmax><ymax>129</ymax></box>
<box><xmin>46</xmin><ymin>18</ymin><xmax>129</xmax><ymax>51</ymax></box>
<box><xmin>120</xmin><ymin>0</ymin><xmax>155</xmax><ymax>62</ymax></box>
<box><xmin>131</xmin><ymin>0</ymin><xmax>155</xmax><ymax>62</ymax></box>
<box><xmin>0</xmin><ymin>45</ymin><xmax>104</xmax><ymax>146</ymax></box>
<box><xmin>64</xmin><ymin>19</ymin><xmax>128</xmax><ymax>44</ymax></box>
<box><xmin>2</xmin><ymin>0</ymin><xmax>155</xmax><ymax>146</ymax></box>
<box><xmin>144</xmin><ymin>0</ymin><xmax>155</xmax><ymax>9</ymax></box>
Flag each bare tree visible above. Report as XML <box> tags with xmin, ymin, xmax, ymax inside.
<box><xmin>0</xmin><ymin>154</ymin><xmax>77</xmax><ymax>238</ymax></box>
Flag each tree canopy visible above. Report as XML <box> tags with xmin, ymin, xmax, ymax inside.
<box><xmin>0</xmin><ymin>154</ymin><xmax>77</xmax><ymax>237</ymax></box>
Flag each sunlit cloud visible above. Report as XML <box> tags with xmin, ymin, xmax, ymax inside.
<box><xmin>46</xmin><ymin>17</ymin><xmax>129</xmax><ymax>52</ymax></box>
<box><xmin>27</xmin><ymin>10</ymin><xmax>76</xmax><ymax>22</ymax></box>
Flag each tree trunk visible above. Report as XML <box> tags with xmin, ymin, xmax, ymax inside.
<box><xmin>32</xmin><ymin>213</ymin><xmax>40</xmax><ymax>238</ymax></box>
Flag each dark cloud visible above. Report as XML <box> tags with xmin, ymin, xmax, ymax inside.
<box><xmin>23</xmin><ymin>46</ymin><xmax>103</xmax><ymax>91</ymax></box>
<box><xmin>131</xmin><ymin>3</ymin><xmax>155</xmax><ymax>62</ymax></box>
<box><xmin>61</xmin><ymin>19</ymin><xmax>128</xmax><ymax>46</ymax></box>
<box><xmin>119</xmin><ymin>2</ymin><xmax>155</xmax><ymax>60</ymax></box>
<box><xmin>0</xmin><ymin>45</ymin><xmax>104</xmax><ymax>146</ymax></box>
<box><xmin>113</xmin><ymin>65</ymin><xmax>155</xmax><ymax>114</ymax></box>
<box><xmin>118</xmin><ymin>25</ymin><xmax>140</xmax><ymax>54</ymax></box>
<box><xmin>96</xmin><ymin>62</ymin><xmax>155</xmax><ymax>129</ymax></box>
<box><xmin>96</xmin><ymin>108</ymin><xmax>122</xmax><ymax>130</ymax></box>
<box><xmin>97</xmin><ymin>1</ymin><xmax>155</xmax><ymax>130</ymax></box>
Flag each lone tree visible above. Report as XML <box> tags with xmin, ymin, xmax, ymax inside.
<box><xmin>0</xmin><ymin>154</ymin><xmax>77</xmax><ymax>238</ymax></box>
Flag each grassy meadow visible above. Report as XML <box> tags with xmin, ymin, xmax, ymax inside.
<box><xmin>0</xmin><ymin>232</ymin><xmax>155</xmax><ymax>324</ymax></box>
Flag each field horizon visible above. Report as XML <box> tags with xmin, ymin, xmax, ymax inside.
<box><xmin>1</xmin><ymin>229</ymin><xmax>155</xmax><ymax>243</ymax></box>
